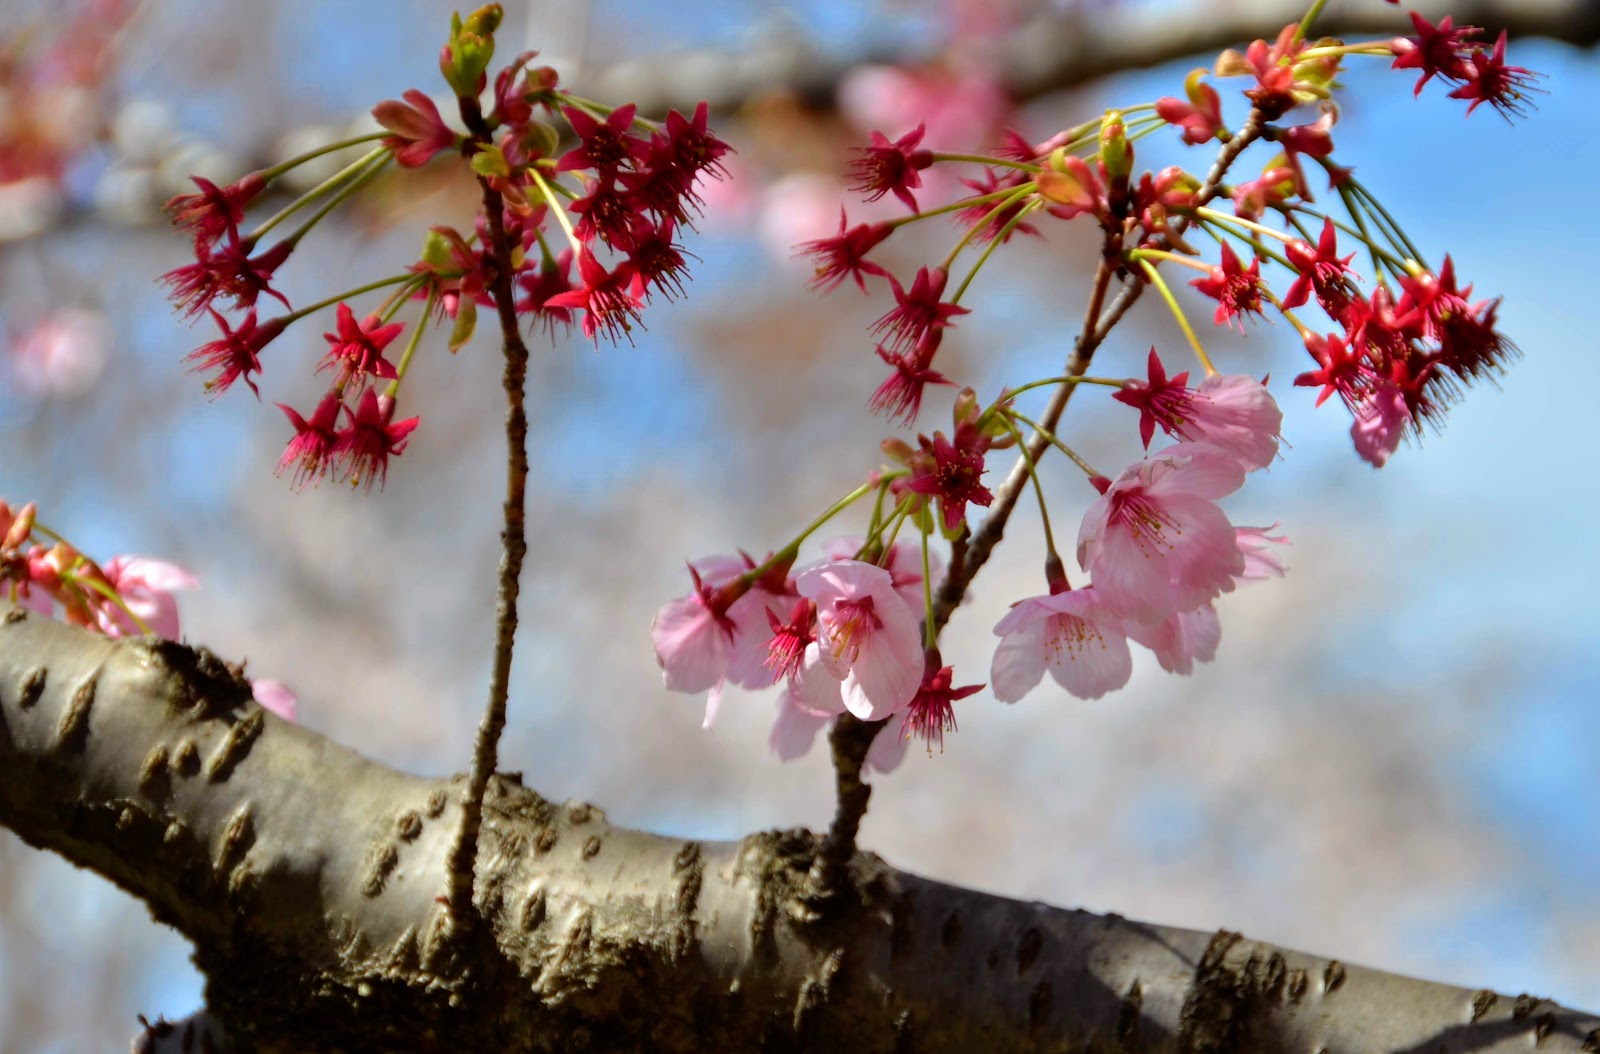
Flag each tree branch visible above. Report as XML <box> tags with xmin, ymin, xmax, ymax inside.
<box><xmin>3</xmin><ymin>606</ymin><xmax>1595</xmax><ymax>1053</ymax></box>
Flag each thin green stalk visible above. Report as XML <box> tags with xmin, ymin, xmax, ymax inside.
<box><xmin>1135</xmin><ymin>257</ymin><xmax>1216</xmax><ymax>376</ymax></box>
<box><xmin>249</xmin><ymin>147</ymin><xmax>390</xmax><ymax>243</ymax></box>
<box><xmin>950</xmin><ymin>199</ymin><xmax>1041</xmax><ymax>302</ymax></box>
<box><xmin>1004</xmin><ymin>409</ymin><xmax>1101</xmax><ymax>479</ymax></box>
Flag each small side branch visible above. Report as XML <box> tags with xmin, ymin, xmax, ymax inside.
<box><xmin>443</xmin><ymin>95</ymin><xmax>534</xmax><ymax>940</ymax></box>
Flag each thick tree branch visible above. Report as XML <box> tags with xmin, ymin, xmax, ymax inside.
<box><xmin>20</xmin><ymin>0</ymin><xmax>1598</xmax><ymax>242</ymax></box>
<box><xmin>2</xmin><ymin>606</ymin><xmax>1596</xmax><ymax>1052</ymax></box>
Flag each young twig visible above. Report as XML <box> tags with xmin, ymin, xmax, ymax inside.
<box><xmin>443</xmin><ymin>96</ymin><xmax>533</xmax><ymax>942</ymax></box>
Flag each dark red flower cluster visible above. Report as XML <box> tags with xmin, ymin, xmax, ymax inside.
<box><xmin>1390</xmin><ymin>15</ymin><xmax>1542</xmax><ymax>118</ymax></box>
<box><xmin>162</xmin><ymin>19</ymin><xmax>730</xmax><ymax>490</ymax></box>
<box><xmin>1293</xmin><ymin>245</ymin><xmax>1515</xmax><ymax>465</ymax></box>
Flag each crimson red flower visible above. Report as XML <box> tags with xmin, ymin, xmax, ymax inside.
<box><xmin>1388</xmin><ymin>12</ymin><xmax>1480</xmax><ymax>96</ymax></box>
<box><xmin>335</xmin><ymin>390</ymin><xmax>419</xmax><ymax>491</ymax></box>
<box><xmin>872</xmin><ymin>266</ymin><xmax>969</xmax><ymax>353</ymax></box>
<box><xmin>516</xmin><ymin>249</ymin><xmax>575</xmax><ymax>335</ymax></box>
<box><xmin>316</xmin><ymin>302</ymin><xmax>403</xmax><ymax>390</ymax></box>
<box><xmin>1113</xmin><ymin>349</ymin><xmax>1193</xmax><ymax>448</ymax></box>
<box><xmin>1294</xmin><ymin>330</ymin><xmax>1365</xmax><ymax>408</ymax></box>
<box><xmin>904</xmin><ymin>652</ymin><xmax>983</xmax><ymax>753</ymax></box>
<box><xmin>185</xmin><ymin>309</ymin><xmax>287</xmax><ymax>398</ymax></box>
<box><xmin>543</xmin><ymin>248</ymin><xmax>643</xmax><ymax>345</ymax></box>
<box><xmin>627</xmin><ymin>218</ymin><xmax>693</xmax><ymax>301</ymax></box>
<box><xmin>570</xmin><ymin>179</ymin><xmax>643</xmax><ymax>250</ymax></box>
<box><xmin>162</xmin><ymin>235</ymin><xmax>293</xmax><ymax>319</ymax></box>
<box><xmin>1190</xmin><ymin>242</ymin><xmax>1263</xmax><ymax>330</ymax></box>
<box><xmin>797</xmin><ymin>211</ymin><xmax>892</xmax><ymax>294</ymax></box>
<box><xmin>557</xmin><ymin>103</ymin><xmax>644</xmax><ymax>174</ymax></box>
<box><xmin>869</xmin><ymin>337</ymin><xmax>952</xmax><ymax>424</ymax></box>
<box><xmin>372</xmin><ymin>90</ymin><xmax>459</xmax><ymax>167</ymax></box>
<box><xmin>1155</xmin><ymin>73</ymin><xmax>1223</xmax><ymax>145</ymax></box>
<box><xmin>165</xmin><ymin>174</ymin><xmax>264</xmax><ymax>252</ymax></box>
<box><xmin>1447</xmin><ymin>31</ymin><xmax>1542</xmax><ymax>120</ymax></box>
<box><xmin>763</xmin><ymin>599</ymin><xmax>815</xmax><ymax>684</ymax></box>
<box><xmin>905</xmin><ymin>422</ymin><xmax>993</xmax><ymax>534</ymax></box>
<box><xmin>655</xmin><ymin>102</ymin><xmax>731</xmax><ymax>185</ymax></box>
<box><xmin>848</xmin><ymin>123</ymin><xmax>934</xmax><ymax>214</ymax></box>
<box><xmin>957</xmin><ymin>169</ymin><xmax>1040</xmax><ymax>244</ymax></box>
<box><xmin>274</xmin><ymin>390</ymin><xmax>343</xmax><ymax>489</ymax></box>
<box><xmin>1281</xmin><ymin>218</ymin><xmax>1355</xmax><ymax>310</ymax></box>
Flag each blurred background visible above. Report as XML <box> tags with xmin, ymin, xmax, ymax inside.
<box><xmin>1</xmin><ymin>0</ymin><xmax>1596</xmax><ymax>1048</ymax></box>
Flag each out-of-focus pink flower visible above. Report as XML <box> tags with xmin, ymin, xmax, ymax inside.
<box><xmin>1123</xmin><ymin>603</ymin><xmax>1221</xmax><ymax>675</ymax></box>
<box><xmin>251</xmin><ymin>679</ymin><xmax>298</xmax><ymax>722</ymax></box>
<box><xmin>1235</xmin><ymin>525</ymin><xmax>1290</xmax><ymax>580</ymax></box>
<box><xmin>96</xmin><ymin>555</ymin><xmax>199</xmax><ymax>639</ymax></box>
<box><xmin>9</xmin><ymin>309</ymin><xmax>108</xmax><ymax>398</ymax></box>
<box><xmin>1350</xmin><ymin>380</ymin><xmax>1411</xmax><ymax>468</ymax></box>
<box><xmin>1077</xmin><ymin>443</ymin><xmax>1247</xmax><ymax>625</ymax></box>
<box><xmin>373</xmin><ymin>90</ymin><xmax>460</xmax><ymax>167</ymax></box>
<box><xmin>991</xmin><ymin>586</ymin><xmax>1132</xmax><ymax>702</ymax></box>
<box><xmin>796</xmin><ymin>559</ymin><xmax>923</xmax><ymax>720</ymax></box>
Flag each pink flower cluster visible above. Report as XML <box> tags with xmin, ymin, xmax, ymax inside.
<box><xmin>653</xmin><ymin>540</ymin><xmax>971</xmax><ymax>771</ymax></box>
<box><xmin>992</xmin><ymin>361</ymin><xmax>1285</xmax><ymax>704</ymax></box>
<box><xmin>0</xmin><ymin>499</ymin><xmax>299</xmax><ymax>721</ymax></box>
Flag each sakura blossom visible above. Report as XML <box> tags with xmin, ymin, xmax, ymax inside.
<box><xmin>1076</xmin><ymin>443</ymin><xmax>1247</xmax><ymax>626</ymax></box>
<box><xmin>1123</xmin><ymin>603</ymin><xmax>1221</xmax><ymax>676</ymax></box>
<box><xmin>95</xmin><ymin>556</ymin><xmax>199</xmax><ymax>640</ymax></box>
<box><xmin>795</xmin><ymin>559</ymin><xmax>923</xmax><ymax>720</ymax></box>
<box><xmin>1114</xmin><ymin>350</ymin><xmax>1282</xmax><ymax>469</ymax></box>
<box><xmin>990</xmin><ymin>586</ymin><xmax>1132</xmax><ymax>703</ymax></box>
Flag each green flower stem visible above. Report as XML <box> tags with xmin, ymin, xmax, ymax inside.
<box><xmin>948</xmin><ymin>196</ymin><xmax>1041</xmax><ymax>302</ymax></box>
<box><xmin>527</xmin><ymin>168</ymin><xmax>580</xmax><ymax>254</ymax></box>
<box><xmin>743</xmin><ymin>477</ymin><xmax>891</xmax><ymax>585</ymax></box>
<box><xmin>998</xmin><ymin>415</ymin><xmax>1059</xmax><ymax>564</ymax></box>
<box><xmin>929</xmin><ymin>153</ymin><xmax>1041</xmax><ymax>172</ymax></box>
<box><xmin>385</xmin><ymin>287</ymin><xmax>436</xmax><ymax>394</ymax></box>
<box><xmin>71</xmin><ymin>572</ymin><xmax>152</xmax><ymax>636</ymax></box>
<box><xmin>993</xmin><ymin>374</ymin><xmax>1125</xmax><ymax>408</ymax></box>
<box><xmin>1295</xmin><ymin>0</ymin><xmax>1332</xmax><ymax>42</ymax></box>
<box><xmin>910</xmin><ymin>186</ymin><xmax>1023</xmax><ymax>226</ymax></box>
<box><xmin>257</xmin><ymin>131</ymin><xmax>391</xmax><ymax>184</ymax></box>
<box><xmin>920</xmin><ymin>525</ymin><xmax>936</xmax><ymax>651</ymax></box>
<box><xmin>1135</xmin><ymin>256</ymin><xmax>1217</xmax><ymax>376</ymax></box>
<box><xmin>1194</xmin><ymin>207</ymin><xmax>1293</xmax><ymax>245</ymax></box>
<box><xmin>274</xmin><ymin>149</ymin><xmax>391</xmax><ymax>254</ymax></box>
<box><xmin>250</xmin><ymin>147</ymin><xmax>391</xmax><ymax>243</ymax></box>
<box><xmin>1339</xmin><ymin>170</ymin><xmax>1424</xmax><ymax>262</ymax></box>
<box><xmin>1130</xmin><ymin>247</ymin><xmax>1211</xmax><ymax>274</ymax></box>
<box><xmin>1003</xmin><ymin>408</ymin><xmax>1101</xmax><ymax>479</ymax></box>
<box><xmin>378</xmin><ymin>274</ymin><xmax>429</xmax><ymax>322</ymax></box>
<box><xmin>282</xmin><ymin>274</ymin><xmax>415</xmax><ymax>327</ymax></box>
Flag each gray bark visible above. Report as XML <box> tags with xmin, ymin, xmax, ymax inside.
<box><xmin>2</xmin><ymin>605</ymin><xmax>1595</xmax><ymax>1054</ymax></box>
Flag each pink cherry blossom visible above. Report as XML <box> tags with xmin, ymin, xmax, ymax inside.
<box><xmin>251</xmin><ymin>679</ymin><xmax>298</xmax><ymax>722</ymax></box>
<box><xmin>1351</xmin><ymin>381</ymin><xmax>1411</xmax><ymax>468</ymax></box>
<box><xmin>1114</xmin><ymin>350</ymin><xmax>1282</xmax><ymax>469</ymax></box>
<box><xmin>1077</xmin><ymin>443</ymin><xmax>1247</xmax><ymax>625</ymax></box>
<box><xmin>1236</xmin><ymin>525</ymin><xmax>1290</xmax><ymax>580</ymax></box>
<box><xmin>96</xmin><ymin>556</ymin><xmax>199</xmax><ymax>639</ymax></box>
<box><xmin>795</xmin><ymin>559</ymin><xmax>923</xmax><ymax>720</ymax></box>
<box><xmin>1124</xmin><ymin>603</ymin><xmax>1222</xmax><ymax>675</ymax></box>
<box><xmin>820</xmin><ymin>537</ymin><xmax>942</xmax><ymax>614</ymax></box>
<box><xmin>651</xmin><ymin>562</ymin><xmax>739</xmax><ymax>721</ymax></box>
<box><xmin>990</xmin><ymin>586</ymin><xmax>1132</xmax><ymax>702</ymax></box>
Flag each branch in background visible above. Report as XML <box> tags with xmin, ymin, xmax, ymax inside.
<box><xmin>3</xmin><ymin>608</ymin><xmax>1596</xmax><ymax>1052</ymax></box>
<box><xmin>12</xmin><ymin>0</ymin><xmax>1597</xmax><ymax>241</ymax></box>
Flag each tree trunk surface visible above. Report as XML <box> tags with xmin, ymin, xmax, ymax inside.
<box><xmin>1</xmin><ymin>607</ymin><xmax>1594</xmax><ymax>1053</ymax></box>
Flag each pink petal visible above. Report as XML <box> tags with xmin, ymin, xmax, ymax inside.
<box><xmin>251</xmin><ymin>679</ymin><xmax>298</xmax><ymax>722</ymax></box>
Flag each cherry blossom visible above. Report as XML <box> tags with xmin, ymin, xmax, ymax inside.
<box><xmin>1123</xmin><ymin>603</ymin><xmax>1221</xmax><ymax>676</ymax></box>
<box><xmin>1077</xmin><ymin>444</ymin><xmax>1247</xmax><ymax>625</ymax></box>
<box><xmin>795</xmin><ymin>559</ymin><xmax>923</xmax><ymax>720</ymax></box>
<box><xmin>990</xmin><ymin>586</ymin><xmax>1132</xmax><ymax>702</ymax></box>
<box><xmin>95</xmin><ymin>556</ymin><xmax>199</xmax><ymax>640</ymax></box>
